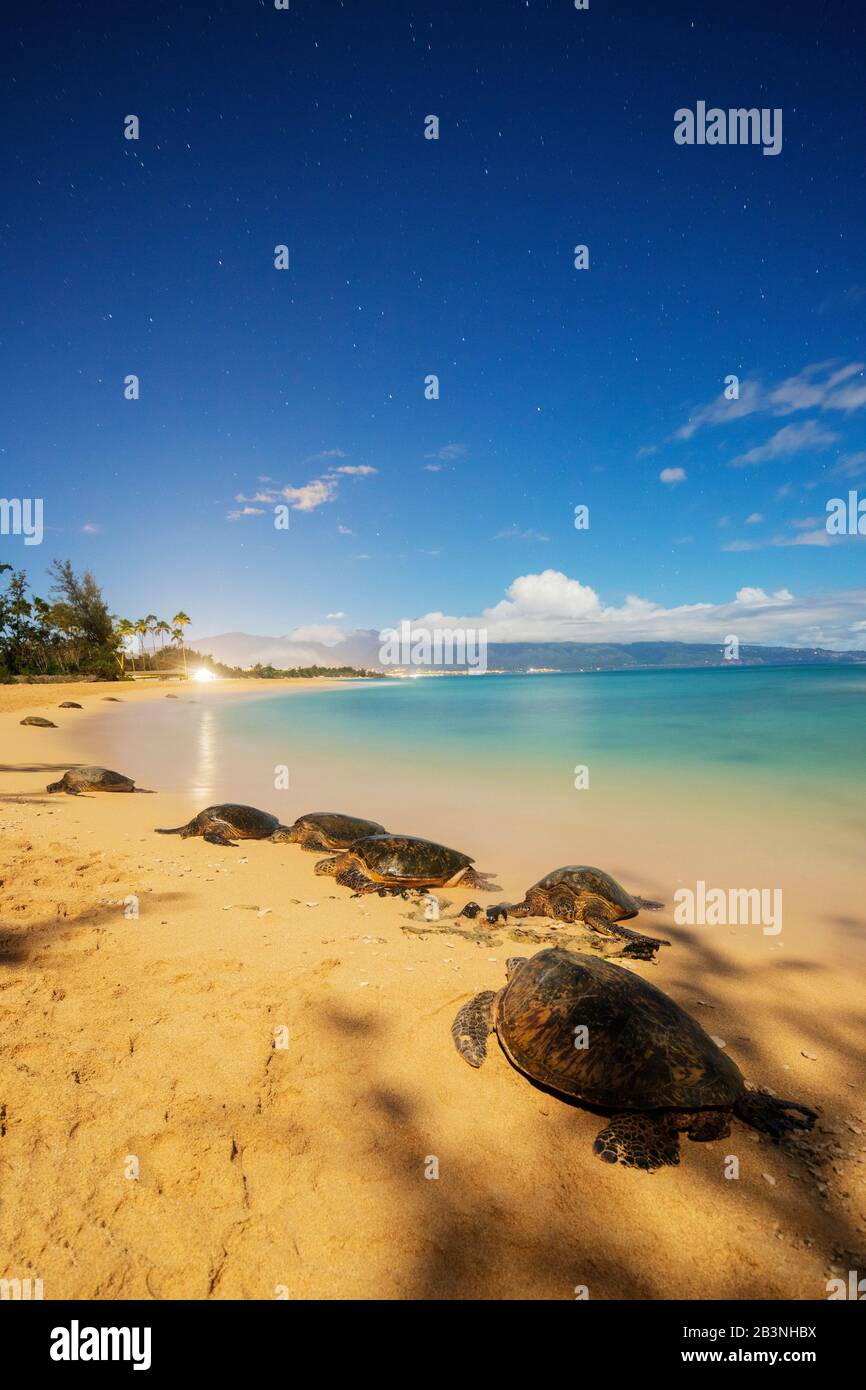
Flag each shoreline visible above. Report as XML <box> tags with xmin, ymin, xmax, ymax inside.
<box><xmin>1</xmin><ymin>680</ymin><xmax>864</xmax><ymax>1299</ymax></box>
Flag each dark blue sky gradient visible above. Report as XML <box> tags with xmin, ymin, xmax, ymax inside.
<box><xmin>2</xmin><ymin>0</ymin><xmax>864</xmax><ymax>641</ymax></box>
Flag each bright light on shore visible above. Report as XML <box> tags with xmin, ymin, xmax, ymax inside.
<box><xmin>193</xmin><ymin>668</ymin><xmax>217</xmax><ymax>683</ymax></box>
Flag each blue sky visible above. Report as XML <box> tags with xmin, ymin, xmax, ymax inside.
<box><xmin>3</xmin><ymin>0</ymin><xmax>865</xmax><ymax>648</ymax></box>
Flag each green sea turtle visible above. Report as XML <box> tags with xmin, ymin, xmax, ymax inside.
<box><xmin>283</xmin><ymin>811</ymin><xmax>387</xmax><ymax>852</ymax></box>
<box><xmin>102</xmin><ymin>696</ymin><xmax>123</xmax><ymax>702</ymax></box>
<box><xmin>315</xmin><ymin>833</ymin><xmax>499</xmax><ymax>894</ymax></box>
<box><xmin>155</xmin><ymin>804</ymin><xmax>290</xmax><ymax>847</ymax></box>
<box><xmin>47</xmin><ymin>766</ymin><xmax>152</xmax><ymax>795</ymax></box>
<box><xmin>20</xmin><ymin>716</ymin><xmax>57</xmax><ymax>728</ymax></box>
<box><xmin>485</xmin><ymin>865</ymin><xmax>668</xmax><ymax>959</ymax></box>
<box><xmin>452</xmin><ymin>947</ymin><xmax>816</xmax><ymax>1171</ymax></box>
<box><xmin>58</xmin><ymin>701</ymin><xmax>83</xmax><ymax>709</ymax></box>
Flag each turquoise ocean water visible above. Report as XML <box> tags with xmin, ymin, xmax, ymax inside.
<box><xmin>86</xmin><ymin>663</ymin><xmax>864</xmax><ymax>927</ymax></box>
<box><xmin>215</xmin><ymin>665</ymin><xmax>866</xmax><ymax>796</ymax></box>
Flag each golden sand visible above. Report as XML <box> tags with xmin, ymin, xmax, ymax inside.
<box><xmin>1</xmin><ymin>679</ymin><xmax>864</xmax><ymax>1299</ymax></box>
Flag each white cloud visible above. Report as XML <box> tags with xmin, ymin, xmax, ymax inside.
<box><xmin>280</xmin><ymin>479</ymin><xmax>337</xmax><ymax>511</ymax></box>
<box><xmin>425</xmin><ymin>443</ymin><xmax>466</xmax><ymax>462</ymax></box>
<box><xmin>731</xmin><ymin>419</ymin><xmax>839</xmax><ymax>467</ymax></box>
<box><xmin>227</xmin><ymin>505</ymin><xmax>266</xmax><ymax>520</ymax></box>
<box><xmin>676</xmin><ymin>378</ymin><xmax>764</xmax><ymax>440</ymax></box>
<box><xmin>231</xmin><ymin>459</ymin><xmax>376</xmax><ymax>520</ymax></box>
<box><xmin>769</xmin><ymin>360</ymin><xmax>865</xmax><ymax>414</ymax></box>
<box><xmin>660</xmin><ymin>467</ymin><xmax>686</xmax><ymax>484</ymax></box>
<box><xmin>327</xmin><ymin>611</ymin><xmax>346</xmax><ymax>620</ymax></box>
<box><xmin>401</xmin><ymin>568</ymin><xmax>866</xmax><ymax>649</ymax></box>
<box><xmin>745</xmin><ymin>513</ymin><xmax>763</xmax><ymax>524</ymax></box>
<box><xmin>830</xmin><ymin>451</ymin><xmax>866</xmax><ymax>478</ymax></box>
<box><xmin>674</xmin><ymin>361</ymin><xmax>866</xmax><ymax>444</ymax></box>
<box><xmin>80</xmin><ymin>521</ymin><xmax>101</xmax><ymax>534</ymax></box>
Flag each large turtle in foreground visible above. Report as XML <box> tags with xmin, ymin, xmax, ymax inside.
<box><xmin>47</xmin><ymin>767</ymin><xmax>152</xmax><ymax>795</ymax></box>
<box><xmin>283</xmin><ymin>811</ymin><xmax>387</xmax><ymax>852</ymax></box>
<box><xmin>155</xmin><ymin>804</ymin><xmax>289</xmax><ymax>847</ymax></box>
<box><xmin>484</xmin><ymin>865</ymin><xmax>669</xmax><ymax>959</ymax></box>
<box><xmin>316</xmin><ymin>834</ymin><xmax>499</xmax><ymax>894</ymax></box>
<box><xmin>20</xmin><ymin>716</ymin><xmax>57</xmax><ymax>727</ymax></box>
<box><xmin>452</xmin><ymin>948</ymin><xmax>816</xmax><ymax>1171</ymax></box>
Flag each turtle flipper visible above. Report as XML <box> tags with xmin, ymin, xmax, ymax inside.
<box><xmin>686</xmin><ymin>1109</ymin><xmax>731</xmax><ymax>1142</ymax></box>
<box><xmin>585</xmin><ymin>913</ymin><xmax>669</xmax><ymax>959</ymax></box>
<box><xmin>202</xmin><ymin>822</ymin><xmax>239</xmax><ymax>847</ymax></box>
<box><xmin>456</xmin><ymin>867</ymin><xmax>502</xmax><ymax>893</ymax></box>
<box><xmin>295</xmin><ymin>829</ymin><xmax>329</xmax><ymax>851</ymax></box>
<box><xmin>451</xmin><ymin>991</ymin><xmax>497</xmax><ymax>1068</ymax></box>
<box><xmin>332</xmin><ymin>861</ymin><xmax>380</xmax><ymax>894</ymax></box>
<box><xmin>593</xmin><ymin>1112</ymin><xmax>680</xmax><ymax>1171</ymax></box>
<box><xmin>734</xmin><ymin>1089</ymin><xmax>817</xmax><ymax>1137</ymax></box>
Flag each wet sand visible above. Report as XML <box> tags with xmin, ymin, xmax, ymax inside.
<box><xmin>1</xmin><ymin>679</ymin><xmax>864</xmax><ymax>1299</ymax></box>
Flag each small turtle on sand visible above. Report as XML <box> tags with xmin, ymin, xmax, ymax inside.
<box><xmin>484</xmin><ymin>865</ymin><xmax>668</xmax><ymax>959</ymax></box>
<box><xmin>315</xmin><ymin>833</ymin><xmax>499</xmax><ymax>895</ymax></box>
<box><xmin>102</xmin><ymin>696</ymin><xmax>123</xmax><ymax>702</ymax></box>
<box><xmin>20</xmin><ymin>716</ymin><xmax>57</xmax><ymax>728</ymax></box>
<box><xmin>58</xmin><ymin>701</ymin><xmax>83</xmax><ymax>709</ymax></box>
<box><xmin>47</xmin><ymin>766</ymin><xmax>152</xmax><ymax>795</ymax></box>
<box><xmin>155</xmin><ymin>804</ymin><xmax>290</xmax><ymax>847</ymax></box>
<box><xmin>452</xmin><ymin>947</ymin><xmax>817</xmax><ymax>1171</ymax></box>
<box><xmin>282</xmin><ymin>811</ymin><xmax>387</xmax><ymax>852</ymax></box>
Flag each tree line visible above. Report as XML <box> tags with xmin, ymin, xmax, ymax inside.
<box><xmin>0</xmin><ymin>560</ymin><xmax>374</xmax><ymax>681</ymax></box>
<box><xmin>0</xmin><ymin>559</ymin><xmax>190</xmax><ymax>681</ymax></box>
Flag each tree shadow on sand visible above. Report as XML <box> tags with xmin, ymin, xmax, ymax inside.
<box><xmin>292</xmin><ymin>925</ymin><xmax>866</xmax><ymax>1300</ymax></box>
<box><xmin>0</xmin><ymin>892</ymin><xmax>187</xmax><ymax>967</ymax></box>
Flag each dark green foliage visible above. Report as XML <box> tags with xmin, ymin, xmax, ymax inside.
<box><xmin>0</xmin><ymin>560</ymin><xmax>122</xmax><ymax>679</ymax></box>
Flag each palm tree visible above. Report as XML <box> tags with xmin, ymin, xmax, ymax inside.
<box><xmin>145</xmin><ymin>614</ymin><xmax>158</xmax><ymax>662</ymax></box>
<box><xmin>116</xmin><ymin>619</ymin><xmax>136</xmax><ymax>674</ymax></box>
<box><xmin>134</xmin><ymin>618</ymin><xmax>149</xmax><ymax>669</ymax></box>
<box><xmin>155</xmin><ymin>620</ymin><xmax>171</xmax><ymax>658</ymax></box>
<box><xmin>172</xmin><ymin>611</ymin><xmax>191</xmax><ymax>676</ymax></box>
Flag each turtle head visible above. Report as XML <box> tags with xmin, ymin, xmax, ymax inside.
<box><xmin>505</xmin><ymin>956</ymin><xmax>528</xmax><ymax>981</ymax></box>
<box><xmin>268</xmin><ymin>826</ymin><xmax>294</xmax><ymax>843</ymax></box>
<box><xmin>314</xmin><ymin>854</ymin><xmax>342</xmax><ymax>876</ymax></box>
<box><xmin>46</xmin><ymin>780</ymin><xmax>64</xmax><ymax>793</ymax></box>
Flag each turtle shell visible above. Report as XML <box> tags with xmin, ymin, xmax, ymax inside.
<box><xmin>71</xmin><ymin>767</ymin><xmax>135</xmax><ymax>789</ymax></box>
<box><xmin>293</xmin><ymin>811</ymin><xmax>386</xmax><ymax>846</ymax></box>
<box><xmin>495</xmin><ymin>947</ymin><xmax>744</xmax><ymax>1110</ymax></box>
<box><xmin>203</xmin><ymin>805</ymin><xmax>281</xmax><ymax>836</ymax></box>
<box><xmin>350</xmin><ymin>834</ymin><xmax>472</xmax><ymax>885</ymax></box>
<box><xmin>531</xmin><ymin>866</ymin><xmax>639</xmax><ymax>921</ymax></box>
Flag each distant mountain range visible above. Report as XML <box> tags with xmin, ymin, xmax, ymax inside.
<box><xmin>190</xmin><ymin>630</ymin><xmax>866</xmax><ymax>672</ymax></box>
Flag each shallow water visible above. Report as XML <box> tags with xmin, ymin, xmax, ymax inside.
<box><xmin>78</xmin><ymin>667</ymin><xmax>866</xmax><ymax>966</ymax></box>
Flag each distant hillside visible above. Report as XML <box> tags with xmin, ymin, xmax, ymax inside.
<box><xmin>190</xmin><ymin>630</ymin><xmax>866</xmax><ymax>672</ymax></box>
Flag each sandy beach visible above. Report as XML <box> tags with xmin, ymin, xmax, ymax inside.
<box><xmin>1</xmin><ymin>679</ymin><xmax>864</xmax><ymax>1300</ymax></box>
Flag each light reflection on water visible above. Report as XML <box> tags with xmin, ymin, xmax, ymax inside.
<box><xmin>192</xmin><ymin>705</ymin><xmax>218</xmax><ymax>801</ymax></box>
